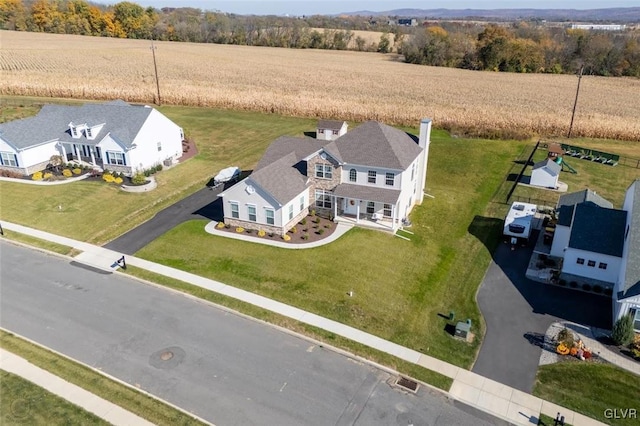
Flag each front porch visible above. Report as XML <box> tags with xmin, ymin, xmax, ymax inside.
<box><xmin>328</xmin><ymin>184</ymin><xmax>403</xmax><ymax>233</ymax></box>
<box><xmin>334</xmin><ymin>212</ymin><xmax>397</xmax><ymax>232</ymax></box>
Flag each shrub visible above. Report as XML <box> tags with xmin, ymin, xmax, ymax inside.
<box><xmin>301</xmin><ymin>218</ymin><xmax>307</xmax><ymax>226</ymax></box>
<box><xmin>283</xmin><ymin>234</ymin><xmax>291</xmax><ymax>241</ymax></box>
<box><xmin>310</xmin><ymin>209</ymin><xmax>316</xmax><ymax>217</ymax></box>
<box><xmin>235</xmin><ymin>227</ymin><xmax>245</xmax><ymax>233</ymax></box>
<box><xmin>43</xmin><ymin>172</ymin><xmax>53</xmax><ymax>180</ymax></box>
<box><xmin>314</xmin><ymin>217</ymin><xmax>321</xmax><ymax>224</ymax></box>
<box><xmin>290</xmin><ymin>226</ymin><xmax>297</xmax><ymax>233</ymax></box>
<box><xmin>102</xmin><ymin>174</ymin><xmax>115</xmax><ymax>183</ymax></box>
<box><xmin>317</xmin><ymin>228</ymin><xmax>325</xmax><ymax>235</ymax></box>
<box><xmin>155</xmin><ymin>164</ymin><xmax>163</xmax><ymax>172</ymax></box>
<box><xmin>131</xmin><ymin>173</ymin><xmax>147</xmax><ymax>185</ymax></box>
<box><xmin>144</xmin><ymin>169</ymin><xmax>151</xmax><ymax>177</ymax></box>
<box><xmin>324</xmin><ymin>223</ymin><xmax>332</xmax><ymax>229</ymax></box>
<box><xmin>558</xmin><ymin>279</ymin><xmax>567</xmax><ymax>286</ymax></box>
<box><xmin>569</xmin><ymin>281</ymin><xmax>578</xmax><ymax>288</ymax></box>
<box><xmin>258</xmin><ymin>230</ymin><xmax>266</xmax><ymax>237</ymax></box>
<box><xmin>582</xmin><ymin>284</ymin><xmax>592</xmax><ymax>292</ymax></box>
<box><xmin>302</xmin><ymin>233</ymin><xmax>309</xmax><ymax>240</ymax></box>
<box><xmin>631</xmin><ymin>334</ymin><xmax>640</xmax><ymax>359</ymax></box>
<box><xmin>0</xmin><ymin>169</ymin><xmax>23</xmax><ymax>178</ymax></box>
<box><xmin>62</xmin><ymin>169</ymin><xmax>72</xmax><ymax>177</ymax></box>
<box><xmin>114</xmin><ymin>177</ymin><xmax>123</xmax><ymax>184</ymax></box>
<box><xmin>556</xmin><ymin>327</ymin><xmax>575</xmax><ymax>347</ymax></box>
<box><xmin>604</xmin><ymin>288</ymin><xmax>613</xmax><ymax>296</ymax></box>
<box><xmin>31</xmin><ymin>171</ymin><xmax>43</xmax><ymax>180</ymax></box>
<box><xmin>612</xmin><ymin>314</ymin><xmax>635</xmax><ymax>346</ymax></box>
<box><xmin>72</xmin><ymin>168</ymin><xmax>82</xmax><ymax>175</ymax></box>
<box><xmin>593</xmin><ymin>285</ymin><xmax>603</xmax><ymax>294</ymax></box>
<box><xmin>216</xmin><ymin>222</ymin><xmax>225</xmax><ymax>229</ymax></box>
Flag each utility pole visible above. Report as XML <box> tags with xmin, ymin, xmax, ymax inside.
<box><xmin>567</xmin><ymin>65</ymin><xmax>584</xmax><ymax>139</ymax></box>
<box><xmin>150</xmin><ymin>40</ymin><xmax>161</xmax><ymax>105</ymax></box>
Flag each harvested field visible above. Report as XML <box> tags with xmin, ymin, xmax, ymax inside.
<box><xmin>1</xmin><ymin>30</ymin><xmax>639</xmax><ymax>140</ymax></box>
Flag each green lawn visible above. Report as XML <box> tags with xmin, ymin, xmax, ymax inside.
<box><xmin>534</xmin><ymin>363</ymin><xmax>640</xmax><ymax>426</ymax></box>
<box><xmin>137</xmin><ymin>129</ymin><xmax>525</xmax><ymax>369</ymax></box>
<box><xmin>0</xmin><ymin>370</ymin><xmax>110</xmax><ymax>426</ymax></box>
<box><xmin>0</xmin><ymin>331</ymin><xmax>205</xmax><ymax>426</ymax></box>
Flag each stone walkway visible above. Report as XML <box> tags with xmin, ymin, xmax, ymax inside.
<box><xmin>0</xmin><ymin>349</ymin><xmax>154</xmax><ymax>426</ymax></box>
<box><xmin>0</xmin><ymin>220</ymin><xmax>607</xmax><ymax>426</ymax></box>
<box><xmin>541</xmin><ymin>321</ymin><xmax>640</xmax><ymax>376</ymax></box>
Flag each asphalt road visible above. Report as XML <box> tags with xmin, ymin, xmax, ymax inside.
<box><xmin>473</xmin><ymin>236</ymin><xmax>611</xmax><ymax>393</ymax></box>
<box><xmin>103</xmin><ymin>185</ymin><xmax>223</xmax><ymax>255</ymax></box>
<box><xmin>0</xmin><ymin>241</ymin><xmax>505</xmax><ymax>426</ymax></box>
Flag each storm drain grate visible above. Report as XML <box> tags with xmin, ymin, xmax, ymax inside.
<box><xmin>395</xmin><ymin>376</ymin><xmax>419</xmax><ymax>393</ymax></box>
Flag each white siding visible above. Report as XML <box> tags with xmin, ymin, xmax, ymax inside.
<box><xmin>550</xmin><ymin>225</ymin><xmax>571</xmax><ymax>257</ymax></box>
<box><xmin>340</xmin><ymin>164</ymin><xmax>400</xmax><ymax>189</ymax></box>
<box><xmin>19</xmin><ymin>141</ymin><xmax>60</xmax><ymax>168</ymax></box>
<box><xmin>531</xmin><ymin>167</ymin><xmax>558</xmax><ymax>188</ymax></box>
<box><xmin>562</xmin><ymin>248</ymin><xmax>621</xmax><ymax>284</ymax></box>
<box><xmin>127</xmin><ymin>108</ymin><xmax>183</xmax><ymax>173</ymax></box>
<box><xmin>222</xmin><ymin>180</ymin><xmax>282</xmax><ymax>226</ymax></box>
<box><xmin>98</xmin><ymin>135</ymin><xmax>129</xmax><ymax>167</ymax></box>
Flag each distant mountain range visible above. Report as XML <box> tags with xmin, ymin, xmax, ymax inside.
<box><xmin>344</xmin><ymin>8</ymin><xmax>640</xmax><ymax>22</ymax></box>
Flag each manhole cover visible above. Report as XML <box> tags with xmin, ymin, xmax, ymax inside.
<box><xmin>149</xmin><ymin>347</ymin><xmax>185</xmax><ymax>369</ymax></box>
<box><xmin>395</xmin><ymin>376</ymin><xmax>419</xmax><ymax>393</ymax></box>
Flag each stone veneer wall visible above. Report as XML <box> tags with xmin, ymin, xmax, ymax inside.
<box><xmin>0</xmin><ymin>160</ymin><xmax>51</xmax><ymax>176</ymax></box>
<box><xmin>307</xmin><ymin>154</ymin><xmax>340</xmax><ymax>218</ymax></box>
<box><xmin>102</xmin><ymin>164</ymin><xmax>132</xmax><ymax>176</ymax></box>
<box><xmin>225</xmin><ymin>207</ymin><xmax>310</xmax><ymax>237</ymax></box>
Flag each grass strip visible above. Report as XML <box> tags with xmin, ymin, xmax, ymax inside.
<box><xmin>538</xmin><ymin>413</ymin><xmax>572</xmax><ymax>426</ymax></box>
<box><xmin>0</xmin><ymin>370</ymin><xmax>110</xmax><ymax>426</ymax></box>
<box><xmin>123</xmin><ymin>266</ymin><xmax>453</xmax><ymax>391</ymax></box>
<box><xmin>1</xmin><ymin>231</ymin><xmax>76</xmax><ymax>256</ymax></box>
<box><xmin>0</xmin><ymin>330</ymin><xmax>207</xmax><ymax>426</ymax></box>
<box><xmin>534</xmin><ymin>362</ymin><xmax>640</xmax><ymax>426</ymax></box>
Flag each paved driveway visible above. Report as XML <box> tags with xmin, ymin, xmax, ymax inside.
<box><xmin>473</xmin><ymin>236</ymin><xmax>611</xmax><ymax>393</ymax></box>
<box><xmin>104</xmin><ymin>185</ymin><xmax>224</xmax><ymax>254</ymax></box>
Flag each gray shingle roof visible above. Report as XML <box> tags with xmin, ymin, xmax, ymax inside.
<box><xmin>248</xmin><ymin>153</ymin><xmax>309</xmax><ymax>206</ymax></box>
<box><xmin>0</xmin><ymin>101</ymin><xmax>153</xmax><ymax>150</ymax></box>
<box><xmin>568</xmin><ymin>203</ymin><xmax>626</xmax><ymax>257</ymax></box>
<box><xmin>533</xmin><ymin>158</ymin><xmax>561</xmax><ymax>175</ymax></box>
<box><xmin>317</xmin><ymin>120</ymin><xmax>346</xmax><ymax>132</ymax></box>
<box><xmin>324</xmin><ymin>121</ymin><xmax>422</xmax><ymax>170</ymax></box>
<box><xmin>255</xmin><ymin>136</ymin><xmax>325</xmax><ymax>171</ymax></box>
<box><xmin>622</xmin><ymin>180</ymin><xmax>640</xmax><ymax>298</ymax></box>
<box><xmin>557</xmin><ymin>189</ymin><xmax>613</xmax><ymax>209</ymax></box>
<box><xmin>333</xmin><ymin>183</ymin><xmax>401</xmax><ymax>204</ymax></box>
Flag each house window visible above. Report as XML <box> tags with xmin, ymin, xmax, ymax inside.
<box><xmin>71</xmin><ymin>126</ymin><xmax>78</xmax><ymax>137</ymax></box>
<box><xmin>299</xmin><ymin>196</ymin><xmax>304</xmax><ymax>212</ymax></box>
<box><xmin>0</xmin><ymin>152</ymin><xmax>18</xmax><ymax>167</ymax></box>
<box><xmin>247</xmin><ymin>205</ymin><xmax>257</xmax><ymax>222</ymax></box>
<box><xmin>265</xmin><ymin>209</ymin><xmax>274</xmax><ymax>225</ymax></box>
<box><xmin>411</xmin><ymin>162</ymin><xmax>416</xmax><ymax>181</ymax></box>
<box><xmin>315</xmin><ymin>190</ymin><xmax>332</xmax><ymax>209</ymax></box>
<box><xmin>157</xmin><ymin>141</ymin><xmax>162</xmax><ymax>152</ymax></box>
<box><xmin>106</xmin><ymin>151</ymin><xmax>125</xmax><ymax>166</ymax></box>
<box><xmin>230</xmin><ymin>202</ymin><xmax>239</xmax><ymax>219</ymax></box>
<box><xmin>315</xmin><ymin>163</ymin><xmax>332</xmax><ymax>179</ymax></box>
<box><xmin>368</xmin><ymin>170</ymin><xmax>376</xmax><ymax>184</ymax></box>
<box><xmin>366</xmin><ymin>201</ymin><xmax>375</xmax><ymax>214</ymax></box>
<box><xmin>86</xmin><ymin>127</ymin><xmax>93</xmax><ymax>138</ymax></box>
<box><xmin>587</xmin><ymin>260</ymin><xmax>596</xmax><ymax>267</ymax></box>
<box><xmin>576</xmin><ymin>258</ymin><xmax>585</xmax><ymax>265</ymax></box>
<box><xmin>598</xmin><ymin>262</ymin><xmax>607</xmax><ymax>270</ymax></box>
<box><xmin>632</xmin><ymin>309</ymin><xmax>640</xmax><ymax>331</ymax></box>
<box><xmin>288</xmin><ymin>204</ymin><xmax>294</xmax><ymax>220</ymax></box>
<box><xmin>385</xmin><ymin>172</ymin><xmax>394</xmax><ymax>186</ymax></box>
<box><xmin>383</xmin><ymin>203</ymin><xmax>392</xmax><ymax>217</ymax></box>
<box><xmin>349</xmin><ymin>168</ymin><xmax>357</xmax><ymax>182</ymax></box>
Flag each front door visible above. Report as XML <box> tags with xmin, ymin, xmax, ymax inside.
<box><xmin>344</xmin><ymin>198</ymin><xmax>357</xmax><ymax>215</ymax></box>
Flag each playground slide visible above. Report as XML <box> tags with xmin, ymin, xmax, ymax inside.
<box><xmin>556</xmin><ymin>156</ymin><xmax>578</xmax><ymax>174</ymax></box>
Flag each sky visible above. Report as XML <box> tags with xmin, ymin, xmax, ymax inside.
<box><xmin>134</xmin><ymin>1</ymin><xmax>638</xmax><ymax>16</ymax></box>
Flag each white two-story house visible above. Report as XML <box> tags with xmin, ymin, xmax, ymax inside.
<box><xmin>0</xmin><ymin>100</ymin><xmax>184</xmax><ymax>176</ymax></box>
<box><xmin>220</xmin><ymin>119</ymin><xmax>432</xmax><ymax>236</ymax></box>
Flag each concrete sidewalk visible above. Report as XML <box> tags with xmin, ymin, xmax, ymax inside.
<box><xmin>0</xmin><ymin>220</ymin><xmax>607</xmax><ymax>426</ymax></box>
<box><xmin>0</xmin><ymin>349</ymin><xmax>153</xmax><ymax>426</ymax></box>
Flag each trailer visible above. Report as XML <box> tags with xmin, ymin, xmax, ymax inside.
<box><xmin>504</xmin><ymin>202</ymin><xmax>537</xmax><ymax>247</ymax></box>
<box><xmin>212</xmin><ymin>166</ymin><xmax>241</xmax><ymax>188</ymax></box>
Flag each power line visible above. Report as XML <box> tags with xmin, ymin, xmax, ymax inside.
<box><xmin>150</xmin><ymin>40</ymin><xmax>161</xmax><ymax>105</ymax></box>
<box><xmin>567</xmin><ymin>65</ymin><xmax>584</xmax><ymax>139</ymax></box>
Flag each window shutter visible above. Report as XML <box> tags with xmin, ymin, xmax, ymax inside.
<box><xmin>14</xmin><ymin>154</ymin><xmax>18</xmax><ymax>167</ymax></box>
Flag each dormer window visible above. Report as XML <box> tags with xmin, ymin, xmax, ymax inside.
<box><xmin>71</xmin><ymin>126</ymin><xmax>79</xmax><ymax>137</ymax></box>
<box><xmin>86</xmin><ymin>127</ymin><xmax>93</xmax><ymax>138</ymax></box>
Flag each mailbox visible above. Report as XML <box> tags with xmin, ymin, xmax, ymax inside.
<box><xmin>455</xmin><ymin>320</ymin><xmax>471</xmax><ymax>339</ymax></box>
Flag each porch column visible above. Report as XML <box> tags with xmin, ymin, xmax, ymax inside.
<box><xmin>74</xmin><ymin>144</ymin><xmax>81</xmax><ymax>161</ymax></box>
<box><xmin>59</xmin><ymin>144</ymin><xmax>66</xmax><ymax>160</ymax></box>
<box><xmin>392</xmin><ymin>204</ymin><xmax>397</xmax><ymax>230</ymax></box>
<box><xmin>333</xmin><ymin>196</ymin><xmax>337</xmax><ymax>219</ymax></box>
<box><xmin>90</xmin><ymin>149</ymin><xmax>96</xmax><ymax>166</ymax></box>
<box><xmin>356</xmin><ymin>201</ymin><xmax>360</xmax><ymax>224</ymax></box>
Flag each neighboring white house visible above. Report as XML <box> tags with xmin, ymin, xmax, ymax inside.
<box><xmin>0</xmin><ymin>100</ymin><xmax>184</xmax><ymax>176</ymax></box>
<box><xmin>220</xmin><ymin>119</ymin><xmax>432</xmax><ymax>235</ymax></box>
<box><xmin>614</xmin><ymin>179</ymin><xmax>640</xmax><ymax>331</ymax></box>
<box><xmin>316</xmin><ymin>120</ymin><xmax>348</xmax><ymax>141</ymax></box>
<box><xmin>530</xmin><ymin>158</ymin><xmax>561</xmax><ymax>189</ymax></box>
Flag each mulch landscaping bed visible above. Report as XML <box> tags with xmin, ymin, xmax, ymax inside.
<box><xmin>179</xmin><ymin>139</ymin><xmax>198</xmax><ymax>163</ymax></box>
<box><xmin>217</xmin><ymin>214</ymin><xmax>337</xmax><ymax>245</ymax></box>
<box><xmin>596</xmin><ymin>336</ymin><xmax>640</xmax><ymax>364</ymax></box>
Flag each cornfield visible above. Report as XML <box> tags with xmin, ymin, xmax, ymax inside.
<box><xmin>1</xmin><ymin>30</ymin><xmax>639</xmax><ymax>141</ymax></box>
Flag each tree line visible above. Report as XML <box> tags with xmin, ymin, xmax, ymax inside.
<box><xmin>1</xmin><ymin>0</ymin><xmax>638</xmax><ymax>77</ymax></box>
